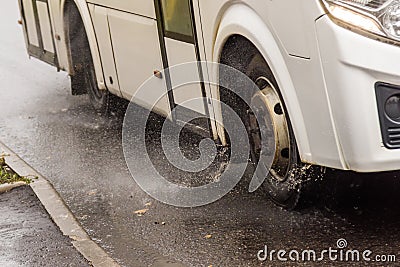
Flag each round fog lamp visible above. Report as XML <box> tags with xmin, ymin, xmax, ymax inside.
<box><xmin>385</xmin><ymin>94</ymin><xmax>400</xmax><ymax>122</ymax></box>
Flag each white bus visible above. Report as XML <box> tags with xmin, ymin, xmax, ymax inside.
<box><xmin>17</xmin><ymin>0</ymin><xmax>400</xmax><ymax>209</ymax></box>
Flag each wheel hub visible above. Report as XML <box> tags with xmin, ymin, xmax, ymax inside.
<box><xmin>249</xmin><ymin>77</ymin><xmax>291</xmax><ymax>182</ymax></box>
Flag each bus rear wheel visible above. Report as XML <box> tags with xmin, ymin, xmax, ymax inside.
<box><xmin>83</xmin><ymin>56</ymin><xmax>110</xmax><ymax>115</ymax></box>
<box><xmin>66</xmin><ymin>1</ymin><xmax>110</xmax><ymax>115</ymax></box>
<box><xmin>246</xmin><ymin>54</ymin><xmax>315</xmax><ymax>210</ymax></box>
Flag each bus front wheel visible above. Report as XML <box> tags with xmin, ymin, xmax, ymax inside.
<box><xmin>245</xmin><ymin>54</ymin><xmax>317</xmax><ymax>210</ymax></box>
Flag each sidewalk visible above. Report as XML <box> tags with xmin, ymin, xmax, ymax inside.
<box><xmin>0</xmin><ymin>185</ymin><xmax>90</xmax><ymax>267</ymax></box>
<box><xmin>0</xmin><ymin>140</ymin><xmax>120</xmax><ymax>267</ymax></box>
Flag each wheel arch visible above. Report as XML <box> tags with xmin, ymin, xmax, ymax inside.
<box><xmin>212</xmin><ymin>4</ymin><xmax>312</xmax><ymax>163</ymax></box>
<box><xmin>60</xmin><ymin>0</ymin><xmax>106</xmax><ymax>90</ymax></box>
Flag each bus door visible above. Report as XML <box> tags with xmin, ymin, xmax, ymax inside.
<box><xmin>155</xmin><ymin>0</ymin><xmax>210</xmax><ymax>134</ymax></box>
<box><xmin>18</xmin><ymin>0</ymin><xmax>58</xmax><ymax>66</ymax></box>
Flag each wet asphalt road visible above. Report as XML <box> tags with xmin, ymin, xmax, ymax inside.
<box><xmin>0</xmin><ymin>186</ymin><xmax>90</xmax><ymax>267</ymax></box>
<box><xmin>2</xmin><ymin>1</ymin><xmax>400</xmax><ymax>266</ymax></box>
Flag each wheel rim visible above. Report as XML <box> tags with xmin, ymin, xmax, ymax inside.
<box><xmin>248</xmin><ymin>77</ymin><xmax>291</xmax><ymax>182</ymax></box>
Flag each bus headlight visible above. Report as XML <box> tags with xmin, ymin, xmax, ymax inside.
<box><xmin>382</xmin><ymin>2</ymin><xmax>400</xmax><ymax>39</ymax></box>
<box><xmin>321</xmin><ymin>0</ymin><xmax>400</xmax><ymax>42</ymax></box>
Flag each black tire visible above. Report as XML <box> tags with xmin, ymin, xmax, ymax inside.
<box><xmin>83</xmin><ymin>55</ymin><xmax>110</xmax><ymax>115</ymax></box>
<box><xmin>67</xmin><ymin>2</ymin><xmax>111</xmax><ymax>115</ymax></box>
<box><xmin>245</xmin><ymin>54</ymin><xmax>317</xmax><ymax>210</ymax></box>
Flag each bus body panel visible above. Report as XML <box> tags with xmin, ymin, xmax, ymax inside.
<box><xmin>107</xmin><ymin>8</ymin><xmax>170</xmax><ymax>116</ymax></box>
<box><xmin>316</xmin><ymin>16</ymin><xmax>400</xmax><ymax>172</ymax></box>
<box><xmin>86</xmin><ymin>0</ymin><xmax>156</xmax><ymax>19</ymax></box>
<box><xmin>19</xmin><ymin>0</ymin><xmax>58</xmax><ymax>66</ymax></box>
<box><xmin>36</xmin><ymin>2</ymin><xmax>54</xmax><ymax>54</ymax></box>
<box><xmin>47</xmin><ymin>0</ymin><xmax>68</xmax><ymax>71</ymax></box>
<box><xmin>192</xmin><ymin>0</ymin><xmax>219</xmax><ymax>140</ymax></box>
<box><xmin>21</xmin><ymin>0</ymin><xmax>39</xmax><ymax>47</ymax></box>
<box><xmin>89</xmin><ymin>5</ymin><xmax>122</xmax><ymax>97</ymax></box>
<box><xmin>164</xmin><ymin>38</ymin><xmax>206</xmax><ymax>116</ymax></box>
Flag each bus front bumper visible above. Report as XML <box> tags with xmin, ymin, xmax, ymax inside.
<box><xmin>315</xmin><ymin>15</ymin><xmax>400</xmax><ymax>172</ymax></box>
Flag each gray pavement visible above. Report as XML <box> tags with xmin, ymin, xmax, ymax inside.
<box><xmin>1</xmin><ymin>0</ymin><xmax>400</xmax><ymax>266</ymax></box>
<box><xmin>0</xmin><ymin>186</ymin><xmax>89</xmax><ymax>267</ymax></box>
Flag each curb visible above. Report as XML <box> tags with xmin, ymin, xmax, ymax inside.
<box><xmin>0</xmin><ymin>141</ymin><xmax>120</xmax><ymax>267</ymax></box>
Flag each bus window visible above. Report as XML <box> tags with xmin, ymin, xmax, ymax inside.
<box><xmin>160</xmin><ymin>0</ymin><xmax>194</xmax><ymax>43</ymax></box>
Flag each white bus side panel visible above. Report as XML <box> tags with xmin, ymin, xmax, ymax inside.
<box><xmin>21</xmin><ymin>0</ymin><xmax>39</xmax><ymax>47</ymax></box>
<box><xmin>36</xmin><ymin>1</ymin><xmax>54</xmax><ymax>54</ymax></box>
<box><xmin>165</xmin><ymin>38</ymin><xmax>206</xmax><ymax>115</ymax></box>
<box><xmin>89</xmin><ymin>5</ymin><xmax>122</xmax><ymax>97</ymax></box>
<box><xmin>86</xmin><ymin>0</ymin><xmax>156</xmax><ymax>19</ymax></box>
<box><xmin>107</xmin><ymin>9</ymin><xmax>170</xmax><ymax>116</ymax></box>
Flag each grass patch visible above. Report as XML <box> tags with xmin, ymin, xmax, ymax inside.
<box><xmin>0</xmin><ymin>157</ymin><xmax>35</xmax><ymax>185</ymax></box>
